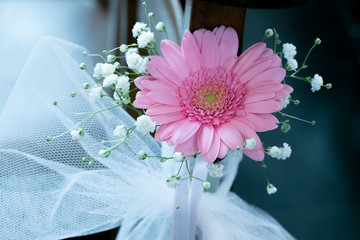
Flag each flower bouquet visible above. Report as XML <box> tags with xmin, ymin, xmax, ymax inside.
<box><xmin>0</xmin><ymin>2</ymin><xmax>331</xmax><ymax>240</ymax></box>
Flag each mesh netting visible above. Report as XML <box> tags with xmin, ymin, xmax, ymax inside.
<box><xmin>0</xmin><ymin>37</ymin><xmax>294</xmax><ymax>240</ymax></box>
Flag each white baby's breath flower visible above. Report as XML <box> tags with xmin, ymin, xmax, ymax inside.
<box><xmin>135</xmin><ymin>115</ymin><xmax>156</xmax><ymax>135</ymax></box>
<box><xmin>89</xmin><ymin>87</ymin><xmax>102</xmax><ymax>102</ymax></box>
<box><xmin>173</xmin><ymin>152</ymin><xmax>185</xmax><ymax>162</ymax></box>
<box><xmin>137</xmin><ymin>31</ymin><xmax>154</xmax><ymax>48</ymax></box>
<box><xmin>119</xmin><ymin>44</ymin><xmax>128</xmax><ymax>53</ymax></box>
<box><xmin>202</xmin><ymin>181</ymin><xmax>211</xmax><ymax>190</ymax></box>
<box><xmin>268</xmin><ymin>146</ymin><xmax>281</xmax><ymax>158</ymax></box>
<box><xmin>113</xmin><ymin>125</ymin><xmax>127</xmax><ymax>140</ymax></box>
<box><xmin>311</xmin><ymin>74</ymin><xmax>323</xmax><ymax>92</ymax></box>
<box><xmin>126</xmin><ymin>53</ymin><xmax>143</xmax><ymax>70</ymax></box>
<box><xmin>93</xmin><ymin>63</ymin><xmax>103</xmax><ymax>79</ymax></box>
<box><xmin>116</xmin><ymin>76</ymin><xmax>130</xmax><ymax>93</ymax></box>
<box><xmin>286</xmin><ymin>58</ymin><xmax>298</xmax><ymax>71</ymax></box>
<box><xmin>103</xmin><ymin>74</ymin><xmax>119</xmax><ymax>87</ymax></box>
<box><xmin>266</xmin><ymin>183</ymin><xmax>277</xmax><ymax>195</ymax></box>
<box><xmin>107</xmin><ymin>54</ymin><xmax>116</xmax><ymax>63</ymax></box>
<box><xmin>137</xmin><ymin>56</ymin><xmax>149</xmax><ymax>74</ymax></box>
<box><xmin>166</xmin><ymin>175</ymin><xmax>181</xmax><ymax>189</ymax></box>
<box><xmin>281</xmin><ymin>95</ymin><xmax>290</xmax><ymax>109</ymax></box>
<box><xmin>207</xmin><ymin>163</ymin><xmax>224</xmax><ymax>178</ymax></box>
<box><xmin>282</xmin><ymin>43</ymin><xmax>297</xmax><ymax>60</ymax></box>
<box><xmin>279</xmin><ymin>143</ymin><xmax>292</xmax><ymax>160</ymax></box>
<box><xmin>70</xmin><ymin>129</ymin><xmax>84</xmax><ymax>140</ymax></box>
<box><xmin>125</xmin><ymin>48</ymin><xmax>138</xmax><ymax>57</ymax></box>
<box><xmin>101</xmin><ymin>63</ymin><xmax>116</xmax><ymax>78</ymax></box>
<box><xmin>155</xmin><ymin>22</ymin><xmax>166</xmax><ymax>32</ymax></box>
<box><xmin>244</xmin><ymin>138</ymin><xmax>257</xmax><ymax>150</ymax></box>
<box><xmin>132</xmin><ymin>22</ymin><xmax>147</xmax><ymax>38</ymax></box>
<box><xmin>137</xmin><ymin>149</ymin><xmax>147</xmax><ymax>160</ymax></box>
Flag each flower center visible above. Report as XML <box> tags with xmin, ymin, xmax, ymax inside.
<box><xmin>178</xmin><ymin>67</ymin><xmax>245</xmax><ymax>126</ymax></box>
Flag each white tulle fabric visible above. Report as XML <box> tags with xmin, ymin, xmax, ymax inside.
<box><xmin>0</xmin><ymin>37</ymin><xmax>294</xmax><ymax>240</ymax></box>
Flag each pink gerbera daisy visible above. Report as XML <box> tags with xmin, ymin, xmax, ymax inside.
<box><xmin>133</xmin><ymin>26</ymin><xmax>293</xmax><ymax>163</ymax></box>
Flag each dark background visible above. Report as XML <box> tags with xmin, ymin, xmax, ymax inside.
<box><xmin>1</xmin><ymin>0</ymin><xmax>359</xmax><ymax>239</ymax></box>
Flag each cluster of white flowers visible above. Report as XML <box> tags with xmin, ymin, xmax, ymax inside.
<box><xmin>93</xmin><ymin>63</ymin><xmax>116</xmax><ymax>79</ymax></box>
<box><xmin>267</xmin><ymin>143</ymin><xmax>292</xmax><ymax>160</ymax></box>
<box><xmin>132</xmin><ymin>22</ymin><xmax>148</xmax><ymax>38</ymax></box>
<box><xmin>113</xmin><ymin>125</ymin><xmax>127</xmax><ymax>140</ymax></box>
<box><xmin>103</xmin><ymin>74</ymin><xmax>119</xmax><ymax>88</ymax></box>
<box><xmin>283</xmin><ymin>43</ymin><xmax>298</xmax><ymax>71</ymax></box>
<box><xmin>126</xmin><ymin>53</ymin><xmax>149</xmax><ymax>73</ymax></box>
<box><xmin>116</xmin><ymin>75</ymin><xmax>130</xmax><ymax>93</ymax></box>
<box><xmin>310</xmin><ymin>74</ymin><xmax>323</xmax><ymax>92</ymax></box>
<box><xmin>138</xmin><ymin>31</ymin><xmax>154</xmax><ymax>48</ymax></box>
<box><xmin>134</xmin><ymin>115</ymin><xmax>156</xmax><ymax>135</ymax></box>
<box><xmin>206</xmin><ymin>163</ymin><xmax>224</xmax><ymax>178</ymax></box>
<box><xmin>166</xmin><ymin>175</ymin><xmax>182</xmax><ymax>189</ymax></box>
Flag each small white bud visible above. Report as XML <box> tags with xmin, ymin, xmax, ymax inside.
<box><xmin>266</xmin><ymin>183</ymin><xmax>277</xmax><ymax>195</ymax></box>
<box><xmin>137</xmin><ymin>149</ymin><xmax>147</xmax><ymax>160</ymax></box>
<box><xmin>173</xmin><ymin>152</ymin><xmax>185</xmax><ymax>162</ymax></box>
<box><xmin>113</xmin><ymin>125</ymin><xmax>127</xmax><ymax>140</ymax></box>
<box><xmin>141</xmin><ymin>2</ymin><xmax>147</xmax><ymax>7</ymax></box>
<box><xmin>79</xmin><ymin>62</ymin><xmax>87</xmax><ymax>70</ymax></box>
<box><xmin>315</xmin><ymin>38</ymin><xmax>321</xmax><ymax>45</ymax></box>
<box><xmin>114</xmin><ymin>62</ymin><xmax>120</xmax><ymax>69</ymax></box>
<box><xmin>202</xmin><ymin>181</ymin><xmax>211</xmax><ymax>190</ymax></box>
<box><xmin>107</xmin><ymin>54</ymin><xmax>116</xmax><ymax>63</ymax></box>
<box><xmin>264</xmin><ymin>28</ymin><xmax>274</xmax><ymax>38</ymax></box>
<box><xmin>83</xmin><ymin>83</ymin><xmax>90</xmax><ymax>89</ymax></box>
<box><xmin>148</xmin><ymin>12</ymin><xmax>154</xmax><ymax>18</ymax></box>
<box><xmin>244</xmin><ymin>138</ymin><xmax>257</xmax><ymax>150</ymax></box>
<box><xmin>119</xmin><ymin>44</ymin><xmax>128</xmax><ymax>53</ymax></box>
<box><xmin>98</xmin><ymin>149</ymin><xmax>111</xmax><ymax>158</ymax></box>
<box><xmin>70</xmin><ymin>129</ymin><xmax>84</xmax><ymax>140</ymax></box>
<box><xmin>155</xmin><ymin>22</ymin><xmax>166</xmax><ymax>32</ymax></box>
<box><xmin>166</xmin><ymin>175</ymin><xmax>181</xmax><ymax>189</ymax></box>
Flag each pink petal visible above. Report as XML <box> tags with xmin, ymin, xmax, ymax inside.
<box><xmin>270</xmin><ymin>54</ymin><xmax>281</xmax><ymax>68</ymax></box>
<box><xmin>197</xmin><ymin>124</ymin><xmax>214</xmax><ymax>154</ymax></box>
<box><xmin>201</xmin><ymin>31</ymin><xmax>220</xmax><ymax>68</ymax></box>
<box><xmin>193</xmin><ymin>29</ymin><xmax>207</xmax><ymax>50</ymax></box>
<box><xmin>174</xmin><ymin>132</ymin><xmax>198</xmax><ymax>157</ymax></box>
<box><xmin>155</xmin><ymin>120</ymin><xmax>185</xmax><ymax>142</ymax></box>
<box><xmin>150</xmin><ymin>112</ymin><xmax>186</xmax><ymax>125</ymax></box>
<box><xmin>259</xmin><ymin>48</ymin><xmax>274</xmax><ymax>59</ymax></box>
<box><xmin>216</xmin><ymin>27</ymin><xmax>239</xmax><ymax>64</ymax></box>
<box><xmin>147</xmin><ymin>57</ymin><xmax>183</xmax><ymax>87</ymax></box>
<box><xmin>146</xmin><ymin>104</ymin><xmax>183</xmax><ymax>115</ymax></box>
<box><xmin>202</xmin><ymin>131</ymin><xmax>220</xmax><ymax>163</ymax></box>
<box><xmin>246</xmin><ymin>68</ymin><xmax>286</xmax><ymax>87</ymax></box>
<box><xmin>133</xmin><ymin>91</ymin><xmax>157</xmax><ymax>109</ymax></box>
<box><xmin>229</xmin><ymin>119</ymin><xmax>264</xmax><ymax>161</ymax></box>
<box><xmin>244</xmin><ymin>99</ymin><xmax>283</xmax><ymax>114</ymax></box>
<box><xmin>275</xmin><ymin>84</ymin><xmax>293</xmax><ymax>99</ymax></box>
<box><xmin>216</xmin><ymin>122</ymin><xmax>243</xmax><ymax>150</ymax></box>
<box><xmin>171</xmin><ymin>120</ymin><xmax>202</xmax><ymax>144</ymax></box>
<box><xmin>247</xmin><ymin>81</ymin><xmax>283</xmax><ymax>93</ymax></box>
<box><xmin>134</xmin><ymin>75</ymin><xmax>153</xmax><ymax>90</ymax></box>
<box><xmin>244</xmin><ymin>91</ymin><xmax>276</xmax><ymax>104</ymax></box>
<box><xmin>218</xmin><ymin>140</ymin><xmax>228</xmax><ymax>159</ymax></box>
<box><xmin>212</xmin><ymin>26</ymin><xmax>226</xmax><ymax>42</ymax></box>
<box><xmin>239</xmin><ymin>58</ymin><xmax>272</xmax><ymax>85</ymax></box>
<box><xmin>239</xmin><ymin>113</ymin><xmax>279</xmax><ymax>132</ymax></box>
<box><xmin>222</xmin><ymin>56</ymin><xmax>238</xmax><ymax>71</ymax></box>
<box><xmin>160</xmin><ymin>40</ymin><xmax>190</xmax><ymax>80</ymax></box>
<box><xmin>233</xmin><ymin>43</ymin><xmax>266</xmax><ymax>76</ymax></box>
<box><xmin>146</xmin><ymin>90</ymin><xmax>180</xmax><ymax>106</ymax></box>
<box><xmin>181</xmin><ymin>30</ymin><xmax>202</xmax><ymax>73</ymax></box>
<box><xmin>141</xmin><ymin>78</ymin><xmax>175</xmax><ymax>91</ymax></box>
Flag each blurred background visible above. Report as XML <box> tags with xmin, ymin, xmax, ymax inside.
<box><xmin>0</xmin><ymin>0</ymin><xmax>359</xmax><ymax>239</ymax></box>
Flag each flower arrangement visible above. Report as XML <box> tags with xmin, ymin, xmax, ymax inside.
<box><xmin>48</xmin><ymin>2</ymin><xmax>331</xmax><ymax>195</ymax></box>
